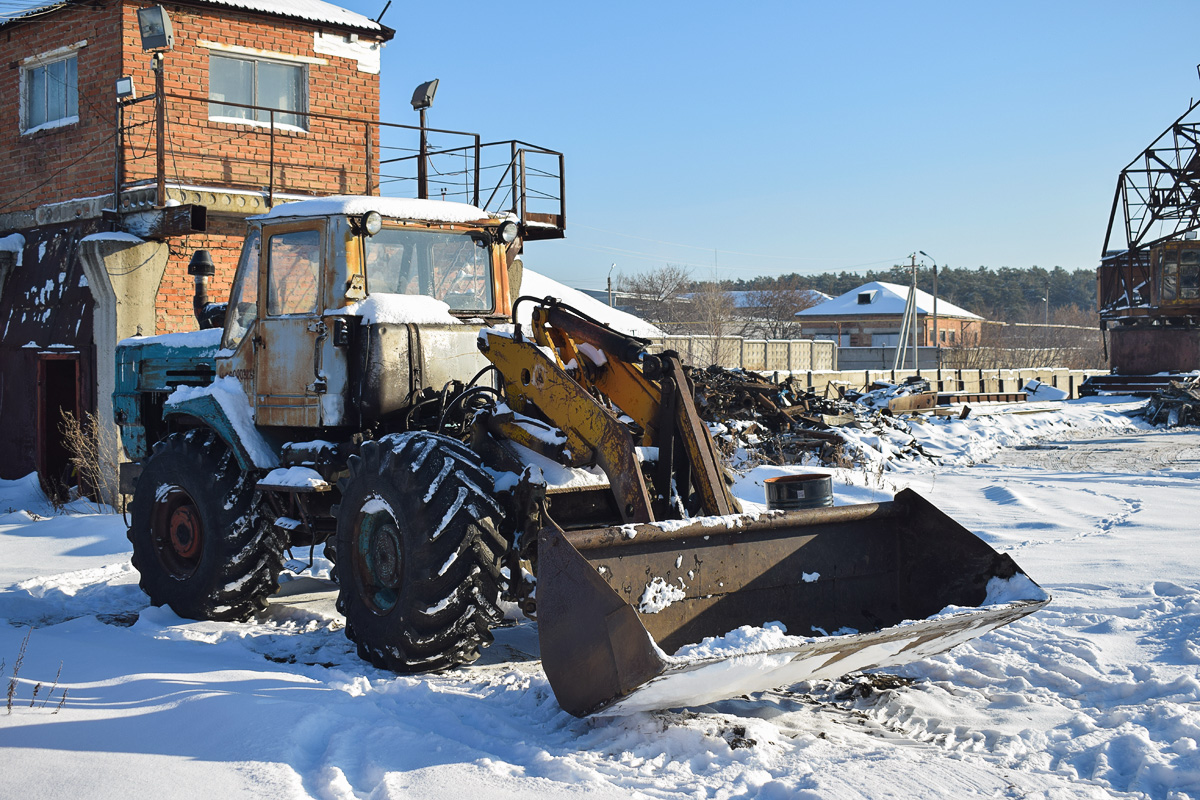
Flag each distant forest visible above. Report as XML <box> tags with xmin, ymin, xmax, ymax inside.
<box><xmin>720</xmin><ymin>265</ymin><xmax>1097</xmax><ymax>323</ymax></box>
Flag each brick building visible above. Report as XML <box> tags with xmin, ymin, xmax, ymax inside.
<box><xmin>795</xmin><ymin>281</ymin><xmax>983</xmax><ymax>365</ymax></box>
<box><xmin>0</xmin><ymin>0</ymin><xmax>393</xmax><ymax>492</ymax></box>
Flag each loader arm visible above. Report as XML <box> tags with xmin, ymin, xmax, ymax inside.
<box><xmin>477</xmin><ymin>298</ymin><xmax>738</xmax><ymax>523</ymax></box>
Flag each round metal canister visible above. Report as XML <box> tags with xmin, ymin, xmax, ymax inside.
<box><xmin>763</xmin><ymin>473</ymin><xmax>834</xmax><ymax>510</ymax></box>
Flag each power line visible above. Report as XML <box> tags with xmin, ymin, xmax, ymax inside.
<box><xmin>575</xmin><ymin>222</ymin><xmax>829</xmax><ymax>261</ymax></box>
<box><xmin>558</xmin><ymin>240</ymin><xmax>906</xmax><ymax>276</ymax></box>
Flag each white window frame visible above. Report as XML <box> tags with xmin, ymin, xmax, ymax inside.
<box><xmin>205</xmin><ymin>43</ymin><xmax>314</xmax><ymax>133</ymax></box>
<box><xmin>20</xmin><ymin>41</ymin><xmax>85</xmax><ymax>135</ymax></box>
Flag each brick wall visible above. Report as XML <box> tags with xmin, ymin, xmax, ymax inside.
<box><xmin>0</xmin><ymin>3</ymin><xmax>124</xmax><ymax>211</ymax></box>
<box><xmin>800</xmin><ymin>315</ymin><xmax>982</xmax><ymax>348</ymax></box>
<box><xmin>1</xmin><ymin>0</ymin><xmax>385</xmax><ymax>332</ymax></box>
<box><xmin>0</xmin><ymin>0</ymin><xmax>383</xmax><ymax>215</ymax></box>
<box><xmin>118</xmin><ymin>2</ymin><xmax>382</xmax><ymax>198</ymax></box>
<box><xmin>155</xmin><ymin>217</ymin><xmax>248</xmax><ymax>334</ymax></box>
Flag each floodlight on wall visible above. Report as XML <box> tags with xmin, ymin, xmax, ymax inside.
<box><xmin>412</xmin><ymin>79</ymin><xmax>439</xmax><ymax>199</ymax></box>
<box><xmin>411</xmin><ymin>79</ymin><xmax>438</xmax><ymax>110</ymax></box>
<box><xmin>137</xmin><ymin>6</ymin><xmax>174</xmax><ymax>51</ymax></box>
<box><xmin>115</xmin><ymin>76</ymin><xmax>136</xmax><ymax>100</ymax></box>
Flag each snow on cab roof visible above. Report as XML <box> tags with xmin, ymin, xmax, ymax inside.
<box><xmin>260</xmin><ymin>196</ymin><xmax>492</xmax><ymax>224</ymax></box>
<box><xmin>1</xmin><ymin>0</ymin><xmax>386</xmax><ymax>35</ymax></box>
<box><xmin>795</xmin><ymin>281</ymin><xmax>982</xmax><ymax>320</ymax></box>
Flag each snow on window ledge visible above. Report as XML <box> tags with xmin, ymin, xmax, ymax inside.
<box><xmin>208</xmin><ymin>115</ymin><xmax>308</xmax><ymax>134</ymax></box>
<box><xmin>21</xmin><ymin>115</ymin><xmax>79</xmax><ymax>136</ymax></box>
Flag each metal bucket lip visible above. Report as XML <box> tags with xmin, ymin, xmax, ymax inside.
<box><xmin>596</xmin><ymin>594</ymin><xmax>1051</xmax><ymax>715</ymax></box>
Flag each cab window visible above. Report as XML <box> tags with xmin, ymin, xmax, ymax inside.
<box><xmin>1180</xmin><ymin>250</ymin><xmax>1199</xmax><ymax>300</ymax></box>
<box><xmin>1161</xmin><ymin>252</ymin><xmax>1178</xmax><ymax>301</ymax></box>
<box><xmin>222</xmin><ymin>230</ymin><xmax>260</xmax><ymax>350</ymax></box>
<box><xmin>268</xmin><ymin>229</ymin><xmax>321</xmax><ymax>315</ymax></box>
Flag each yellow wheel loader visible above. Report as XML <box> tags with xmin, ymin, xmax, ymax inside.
<box><xmin>114</xmin><ymin>196</ymin><xmax>1048</xmax><ymax>717</ymax></box>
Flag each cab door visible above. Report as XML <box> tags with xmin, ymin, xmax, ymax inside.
<box><xmin>254</xmin><ymin>222</ymin><xmax>324</xmax><ymax>427</ymax></box>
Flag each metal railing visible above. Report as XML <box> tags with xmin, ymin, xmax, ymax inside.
<box><xmin>117</xmin><ymin>92</ymin><xmax>564</xmax><ymax>233</ymax></box>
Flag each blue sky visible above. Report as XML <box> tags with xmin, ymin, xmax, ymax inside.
<box><xmin>293</xmin><ymin>2</ymin><xmax>1200</xmax><ymax>289</ymax></box>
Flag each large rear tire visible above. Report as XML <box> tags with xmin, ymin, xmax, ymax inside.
<box><xmin>128</xmin><ymin>429</ymin><xmax>284</xmax><ymax>621</ymax></box>
<box><xmin>335</xmin><ymin>432</ymin><xmax>510</xmax><ymax>673</ymax></box>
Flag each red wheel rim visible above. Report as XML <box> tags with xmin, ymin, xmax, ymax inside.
<box><xmin>169</xmin><ymin>504</ymin><xmax>202</xmax><ymax>559</ymax></box>
<box><xmin>150</xmin><ymin>486</ymin><xmax>204</xmax><ymax>579</ymax></box>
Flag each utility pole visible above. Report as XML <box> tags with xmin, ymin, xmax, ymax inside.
<box><xmin>155</xmin><ymin>53</ymin><xmax>165</xmax><ymax>208</ymax></box>
<box><xmin>920</xmin><ymin>250</ymin><xmax>939</xmax><ymax>370</ymax></box>
<box><xmin>608</xmin><ymin>263</ymin><xmax>615</xmax><ymax>307</ymax></box>
<box><xmin>910</xmin><ymin>253</ymin><xmax>920</xmax><ymax>373</ymax></box>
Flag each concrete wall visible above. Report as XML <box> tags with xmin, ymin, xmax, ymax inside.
<box><xmin>649</xmin><ymin>336</ymin><xmax>837</xmax><ymax>371</ymax></box>
<box><xmin>836</xmin><ymin>345</ymin><xmax>940</xmax><ymax>370</ymax></box>
<box><xmin>795</xmin><ymin>367</ymin><xmax>1108</xmax><ymax>400</ymax></box>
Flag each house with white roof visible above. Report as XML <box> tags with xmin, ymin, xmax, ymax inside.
<box><xmin>794</xmin><ymin>281</ymin><xmax>983</xmax><ymax>349</ymax></box>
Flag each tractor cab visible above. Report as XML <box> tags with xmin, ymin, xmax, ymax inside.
<box><xmin>211</xmin><ymin>197</ymin><xmax>520</xmax><ymax>429</ymax></box>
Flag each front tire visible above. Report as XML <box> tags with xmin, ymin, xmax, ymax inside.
<box><xmin>128</xmin><ymin>429</ymin><xmax>284</xmax><ymax>621</ymax></box>
<box><xmin>335</xmin><ymin>432</ymin><xmax>510</xmax><ymax>673</ymax></box>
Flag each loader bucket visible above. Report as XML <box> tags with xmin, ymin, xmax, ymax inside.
<box><xmin>536</xmin><ymin>488</ymin><xmax>1049</xmax><ymax>717</ymax></box>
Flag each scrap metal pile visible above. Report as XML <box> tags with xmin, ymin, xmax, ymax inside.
<box><xmin>1139</xmin><ymin>374</ymin><xmax>1200</xmax><ymax>427</ymax></box>
<box><xmin>686</xmin><ymin>365</ymin><xmax>936</xmax><ymax>467</ymax></box>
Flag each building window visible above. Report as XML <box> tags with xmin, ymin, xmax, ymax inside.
<box><xmin>22</xmin><ymin>54</ymin><xmax>78</xmax><ymax>133</ymax></box>
<box><xmin>209</xmin><ymin>54</ymin><xmax>307</xmax><ymax>130</ymax></box>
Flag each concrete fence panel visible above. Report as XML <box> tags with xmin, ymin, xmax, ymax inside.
<box><xmin>717</xmin><ymin>337</ymin><xmax>742</xmax><ymax>368</ymax></box>
<box><xmin>813</xmin><ymin>341</ymin><xmax>836</xmax><ymax>370</ymax></box>
<box><xmin>789</xmin><ymin>341</ymin><xmax>812</xmax><ymax>371</ymax></box>
<box><xmin>665</xmin><ymin>336</ymin><xmax>691</xmax><ymax>360</ymax></box>
<box><xmin>764</xmin><ymin>340</ymin><xmax>788</xmax><ymax>371</ymax></box>
<box><xmin>743</xmin><ymin>340</ymin><xmax>766</xmax><ymax>371</ymax></box>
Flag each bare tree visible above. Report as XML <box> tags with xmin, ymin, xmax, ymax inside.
<box><xmin>941</xmin><ymin>304</ymin><xmax>1105</xmax><ymax>370</ymax></box>
<box><xmin>681</xmin><ymin>280</ymin><xmax>738</xmax><ymax>365</ymax></box>
<box><xmin>737</xmin><ymin>277</ymin><xmax>824</xmax><ymax>339</ymax></box>
<box><xmin>617</xmin><ymin>264</ymin><xmax>693</xmax><ymax>329</ymax></box>
<box><xmin>691</xmin><ymin>280</ymin><xmax>737</xmax><ymax>339</ymax></box>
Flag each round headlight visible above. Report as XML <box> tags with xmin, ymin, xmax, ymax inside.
<box><xmin>361</xmin><ymin>210</ymin><xmax>383</xmax><ymax>236</ymax></box>
<box><xmin>498</xmin><ymin>220</ymin><xmax>518</xmax><ymax>244</ymax></box>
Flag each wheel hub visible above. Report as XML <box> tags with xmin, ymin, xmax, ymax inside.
<box><xmin>150</xmin><ymin>485</ymin><xmax>204</xmax><ymax>580</ymax></box>
<box><xmin>355</xmin><ymin>509</ymin><xmax>405</xmax><ymax>615</ymax></box>
<box><xmin>169</xmin><ymin>505</ymin><xmax>202</xmax><ymax>559</ymax></box>
<box><xmin>369</xmin><ymin>523</ymin><xmax>403</xmax><ymax>589</ymax></box>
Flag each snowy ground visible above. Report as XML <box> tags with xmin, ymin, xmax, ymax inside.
<box><xmin>2</xmin><ymin>398</ymin><xmax>1199</xmax><ymax>799</ymax></box>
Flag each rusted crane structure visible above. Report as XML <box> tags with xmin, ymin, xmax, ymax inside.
<box><xmin>1097</xmin><ymin>89</ymin><xmax>1200</xmax><ymax>385</ymax></box>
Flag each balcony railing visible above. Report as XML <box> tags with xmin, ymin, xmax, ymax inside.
<box><xmin>116</xmin><ymin>92</ymin><xmax>565</xmax><ymax>238</ymax></box>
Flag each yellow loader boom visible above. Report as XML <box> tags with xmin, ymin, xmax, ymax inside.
<box><xmin>477</xmin><ymin>299</ymin><xmax>1049</xmax><ymax>716</ymax></box>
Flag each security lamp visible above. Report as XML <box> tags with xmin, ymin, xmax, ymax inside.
<box><xmin>411</xmin><ymin>79</ymin><xmax>438</xmax><ymax>110</ymax></box>
<box><xmin>137</xmin><ymin>6</ymin><xmax>174</xmax><ymax>52</ymax></box>
<box><xmin>115</xmin><ymin>76</ymin><xmax>136</xmax><ymax>100</ymax></box>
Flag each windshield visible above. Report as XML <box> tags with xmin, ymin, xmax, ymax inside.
<box><xmin>364</xmin><ymin>228</ymin><xmax>494</xmax><ymax>312</ymax></box>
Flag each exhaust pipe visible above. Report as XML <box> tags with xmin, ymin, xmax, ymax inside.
<box><xmin>187</xmin><ymin>249</ymin><xmax>225</xmax><ymax>330</ymax></box>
